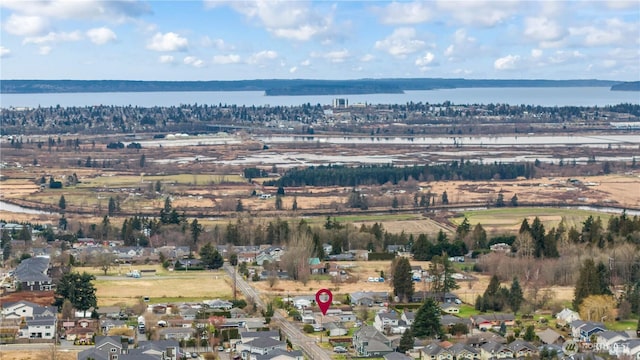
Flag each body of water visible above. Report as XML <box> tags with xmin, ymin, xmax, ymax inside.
<box><xmin>1</xmin><ymin>87</ymin><xmax>638</xmax><ymax>108</ymax></box>
<box><xmin>255</xmin><ymin>134</ymin><xmax>640</xmax><ymax>146</ymax></box>
<box><xmin>0</xmin><ymin>200</ymin><xmax>52</xmax><ymax>214</ymax></box>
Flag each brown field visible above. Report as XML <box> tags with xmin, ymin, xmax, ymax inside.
<box><xmin>252</xmin><ymin>259</ymin><xmax>575</xmax><ymax>306</ymax></box>
<box><xmin>1</xmin><ymin>349</ymin><xmax>79</xmax><ymax>360</ymax></box>
<box><xmin>93</xmin><ymin>269</ymin><xmax>233</xmax><ymax>306</ymax></box>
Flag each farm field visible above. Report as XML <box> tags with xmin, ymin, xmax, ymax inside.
<box><xmin>85</xmin><ymin>266</ymin><xmax>233</xmax><ymax>306</ymax></box>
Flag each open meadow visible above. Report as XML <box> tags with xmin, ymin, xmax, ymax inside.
<box><xmin>1</xmin><ymin>349</ymin><xmax>79</xmax><ymax>360</ymax></box>
<box><xmin>78</xmin><ymin>265</ymin><xmax>233</xmax><ymax>306</ymax></box>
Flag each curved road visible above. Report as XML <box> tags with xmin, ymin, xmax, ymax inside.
<box><xmin>223</xmin><ymin>264</ymin><xmax>331</xmax><ymax>360</ymax></box>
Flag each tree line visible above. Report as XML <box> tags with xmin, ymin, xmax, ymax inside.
<box><xmin>264</xmin><ymin>162</ymin><xmax>535</xmax><ymax>187</ymax></box>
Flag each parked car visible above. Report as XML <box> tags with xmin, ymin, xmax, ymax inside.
<box><xmin>191</xmin><ymin>352</ymin><xmax>199</xmax><ymax>358</ymax></box>
<box><xmin>334</xmin><ymin>346</ymin><xmax>348</xmax><ymax>353</ymax></box>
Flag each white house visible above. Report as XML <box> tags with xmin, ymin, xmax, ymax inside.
<box><xmin>556</xmin><ymin>308</ymin><xmax>581</xmax><ymax>325</ymax></box>
<box><xmin>596</xmin><ymin>331</ymin><xmax>629</xmax><ymax>351</ymax></box>
<box><xmin>374</xmin><ymin>312</ymin><xmax>402</xmax><ymax>333</ymax></box>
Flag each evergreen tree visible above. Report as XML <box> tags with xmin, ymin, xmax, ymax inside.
<box><xmin>412</xmin><ymin>297</ymin><xmax>443</xmax><ymax>338</ymax></box>
<box><xmin>55</xmin><ymin>272</ymin><xmax>97</xmax><ymax>317</ymax></box>
<box><xmin>236</xmin><ymin>199</ymin><xmax>244</xmax><ymax>212</ymax></box>
<box><xmin>108</xmin><ymin>197</ymin><xmax>117</xmax><ymax>216</ymax></box>
<box><xmin>275</xmin><ymin>195</ymin><xmax>283</xmax><ymax>210</ymax></box>
<box><xmin>200</xmin><ymin>243</ymin><xmax>223</xmax><ymax>269</ymax></box>
<box><xmin>523</xmin><ymin>325</ymin><xmax>536</xmax><ymax>341</ymax></box>
<box><xmin>429</xmin><ymin>254</ymin><xmax>459</xmax><ymax>300</ymax></box>
<box><xmin>510</xmin><ymin>194</ymin><xmax>519</xmax><ymax>207</ymax></box>
<box><xmin>292</xmin><ymin>197</ymin><xmax>298</xmax><ymax>211</ymax></box>
<box><xmin>519</xmin><ymin>218</ymin><xmax>530</xmax><ymax>234</ymax></box>
<box><xmin>456</xmin><ymin>217</ymin><xmax>471</xmax><ymax>240</ymax></box>
<box><xmin>411</xmin><ymin>234</ymin><xmax>432</xmax><ymax>261</ymax></box>
<box><xmin>190</xmin><ymin>219</ymin><xmax>203</xmax><ymax>246</ymax></box>
<box><xmin>573</xmin><ymin>259</ymin><xmax>611</xmax><ymax>309</ymax></box>
<box><xmin>398</xmin><ymin>327</ymin><xmax>414</xmax><ymax>352</ymax></box>
<box><xmin>392</xmin><ymin>257</ymin><xmax>414</xmax><ymax>302</ymax></box>
<box><xmin>509</xmin><ymin>277</ymin><xmax>524</xmax><ymax>314</ymax></box>
<box><xmin>496</xmin><ymin>193</ymin><xmax>505</xmax><ymax>207</ymax></box>
<box><xmin>471</xmin><ymin>223</ymin><xmax>487</xmax><ymax>249</ymax></box>
<box><xmin>441</xmin><ymin>191</ymin><xmax>449</xmax><ymax>205</ymax></box>
<box><xmin>58</xmin><ymin>195</ymin><xmax>66</xmax><ymax>210</ymax></box>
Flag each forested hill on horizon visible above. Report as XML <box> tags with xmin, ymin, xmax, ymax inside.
<box><xmin>0</xmin><ymin>78</ymin><xmax>632</xmax><ymax>95</ymax></box>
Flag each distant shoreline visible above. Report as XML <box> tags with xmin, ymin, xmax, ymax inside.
<box><xmin>1</xmin><ymin>78</ymin><xmax>633</xmax><ymax>95</ymax></box>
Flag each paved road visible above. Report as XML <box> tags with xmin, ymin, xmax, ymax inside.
<box><xmin>223</xmin><ymin>264</ymin><xmax>331</xmax><ymax>360</ymax></box>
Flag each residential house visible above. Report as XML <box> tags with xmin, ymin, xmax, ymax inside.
<box><xmin>411</xmin><ymin>292</ymin><xmax>459</xmax><ymax>304</ymax></box>
<box><xmin>100</xmin><ymin>319</ymin><xmax>127</xmax><ymax>335</ymax></box>
<box><xmin>479</xmin><ymin>341</ymin><xmax>513</xmax><ymax>360</ymax></box>
<box><xmin>384</xmin><ymin>353</ymin><xmax>413</xmax><ymax>360</ymax></box>
<box><xmin>595</xmin><ymin>331</ymin><xmax>629</xmax><ymax>351</ymax></box>
<box><xmin>374</xmin><ymin>312</ymin><xmax>400</xmax><ymax>333</ymax></box>
<box><xmin>157</xmin><ymin>327</ymin><xmax>195</xmax><ymax>341</ymax></box>
<box><xmin>254</xmin><ymin>349</ymin><xmax>303</xmax><ymax>360</ymax></box>
<box><xmin>136</xmin><ymin>340</ymin><xmax>180</xmax><ymax>359</ymax></box>
<box><xmin>97</xmin><ymin>306</ymin><xmax>122</xmax><ymax>319</ymax></box>
<box><xmin>322</xmin><ymin>243</ymin><xmax>333</xmax><ymax>255</ymax></box>
<box><xmin>308</xmin><ymin>258</ymin><xmax>325</xmax><ymax>274</ymax></box>
<box><xmin>489</xmin><ymin>243</ymin><xmax>511</xmax><ymax>252</ymax></box>
<box><xmin>14</xmin><ymin>256</ymin><xmax>53</xmax><ymax>291</ymax></box>
<box><xmin>556</xmin><ymin>308</ymin><xmax>581</xmax><ymax>326</ymax></box>
<box><xmin>353</xmin><ymin>325</ymin><xmax>394</xmax><ymax>357</ymax></box>
<box><xmin>402</xmin><ymin>311</ymin><xmax>415</xmax><ymax>326</ymax></box>
<box><xmin>420</xmin><ymin>343</ymin><xmax>452</xmax><ymax>360</ymax></box>
<box><xmin>448</xmin><ymin>342</ymin><xmax>481</xmax><ymax>360</ymax></box>
<box><xmin>238</xmin><ymin>337</ymin><xmax>287</xmax><ymax>359</ymax></box>
<box><xmin>609</xmin><ymin>339</ymin><xmax>640</xmax><ymax>358</ymax></box>
<box><xmin>66</xmin><ymin>326</ymin><xmax>96</xmax><ymax>344</ymax></box>
<box><xmin>536</xmin><ymin>328</ymin><xmax>565</xmax><ymax>345</ymax></box>
<box><xmin>440</xmin><ymin>303</ymin><xmax>460</xmax><ymax>314</ymax></box>
<box><xmin>350</xmin><ymin>291</ymin><xmax>389</xmax><ymax>306</ymax></box>
<box><xmin>2</xmin><ymin>300</ymin><xmax>58</xmax><ymax>341</ymax></box>
<box><xmin>570</xmin><ymin>320</ymin><xmax>606</xmax><ymax>342</ymax></box>
<box><xmin>387</xmin><ymin>245</ymin><xmax>406</xmax><ymax>253</ymax></box>
<box><xmin>441</xmin><ymin>315</ymin><xmax>471</xmax><ymax>331</ymax></box>
<box><xmin>205</xmin><ymin>299</ymin><xmax>234</xmax><ymax>310</ymax></box>
<box><xmin>506</xmin><ymin>340</ymin><xmax>538</xmax><ymax>358</ymax></box>
<box><xmin>325</xmin><ymin>322</ymin><xmax>348</xmax><ymax>337</ymax></box>
<box><xmin>471</xmin><ymin>314</ymin><xmax>515</xmax><ymax>331</ymax></box>
<box><xmin>255</xmin><ymin>253</ymin><xmax>274</xmax><ymax>266</ymax></box>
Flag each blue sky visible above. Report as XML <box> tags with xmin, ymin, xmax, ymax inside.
<box><xmin>1</xmin><ymin>0</ymin><xmax>638</xmax><ymax>81</ymax></box>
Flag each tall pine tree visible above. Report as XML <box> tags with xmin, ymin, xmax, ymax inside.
<box><xmin>412</xmin><ymin>297</ymin><xmax>443</xmax><ymax>338</ymax></box>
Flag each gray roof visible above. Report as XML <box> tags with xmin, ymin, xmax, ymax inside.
<box><xmin>255</xmin><ymin>349</ymin><xmax>303</xmax><ymax>360</ymax></box>
<box><xmin>507</xmin><ymin>340</ymin><xmax>537</xmax><ymax>352</ymax></box>
<box><xmin>422</xmin><ymin>343</ymin><xmax>449</xmax><ymax>356</ymax></box>
<box><xmin>403</xmin><ymin>311</ymin><xmax>415</xmax><ymax>321</ymax></box>
<box><xmin>244</xmin><ymin>337</ymin><xmax>285</xmax><ymax>349</ymax></box>
<box><xmin>26</xmin><ymin>316</ymin><xmax>56</xmax><ymax>326</ymax></box>
<box><xmin>384</xmin><ymin>352</ymin><xmax>413</xmax><ymax>360</ymax></box>
<box><xmin>241</xmin><ymin>330</ymin><xmax>280</xmax><ymax>340</ymax></box>
<box><xmin>448</xmin><ymin>342</ymin><xmax>480</xmax><ymax>355</ymax></box>
<box><xmin>77</xmin><ymin>348</ymin><xmax>110</xmax><ymax>360</ymax></box>
<box><xmin>597</xmin><ymin>330</ymin><xmax>629</xmax><ymax>340</ymax></box>
<box><xmin>536</xmin><ymin>328</ymin><xmax>564</xmax><ymax>344</ymax></box>
<box><xmin>15</xmin><ymin>256</ymin><xmax>51</xmax><ymax>282</ymax></box>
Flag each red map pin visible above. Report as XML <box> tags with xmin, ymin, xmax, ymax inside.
<box><xmin>315</xmin><ymin>288</ymin><xmax>333</xmax><ymax>315</ymax></box>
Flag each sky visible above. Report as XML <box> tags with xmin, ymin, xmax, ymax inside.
<box><xmin>0</xmin><ymin>0</ymin><xmax>639</xmax><ymax>81</ymax></box>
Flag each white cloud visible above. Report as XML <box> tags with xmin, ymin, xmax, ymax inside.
<box><xmin>437</xmin><ymin>0</ymin><xmax>519</xmax><ymax>27</ymax></box>
<box><xmin>524</xmin><ymin>16</ymin><xmax>566</xmax><ymax>42</ymax></box>
<box><xmin>443</xmin><ymin>28</ymin><xmax>477</xmax><ymax>60</ymax></box>
<box><xmin>183</xmin><ymin>56</ymin><xmax>205</xmax><ymax>68</ymax></box>
<box><xmin>23</xmin><ymin>31</ymin><xmax>83</xmax><ymax>45</ymax></box>
<box><xmin>86</xmin><ymin>27</ymin><xmax>117</xmax><ymax>45</ymax></box>
<box><xmin>289</xmin><ymin>66</ymin><xmax>297</xmax><ymax>73</ymax></box>
<box><xmin>158</xmin><ymin>55</ymin><xmax>175</xmax><ymax>64</ymax></box>
<box><xmin>247</xmin><ymin>50</ymin><xmax>278</xmax><ymax>65</ymax></box>
<box><xmin>569</xmin><ymin>18</ymin><xmax>638</xmax><ymax>48</ymax></box>
<box><xmin>4</xmin><ymin>14</ymin><xmax>49</xmax><ymax>36</ymax></box>
<box><xmin>147</xmin><ymin>32</ymin><xmax>188</xmax><ymax>52</ymax></box>
<box><xmin>494</xmin><ymin>54</ymin><xmax>521</xmax><ymax>70</ymax></box>
<box><xmin>300</xmin><ymin>59</ymin><xmax>311</xmax><ymax>66</ymax></box>
<box><xmin>39</xmin><ymin>46</ymin><xmax>52</xmax><ymax>55</ymax></box>
<box><xmin>452</xmin><ymin>68</ymin><xmax>472</xmax><ymax>75</ymax></box>
<box><xmin>0</xmin><ymin>0</ymin><xmax>151</xmax><ymax>22</ymax></box>
<box><xmin>415</xmin><ymin>52</ymin><xmax>435</xmax><ymax>66</ymax></box>
<box><xmin>207</xmin><ymin>0</ymin><xmax>333</xmax><ymax>41</ymax></box>
<box><xmin>548</xmin><ymin>50</ymin><xmax>585</xmax><ymax>64</ymax></box>
<box><xmin>326</xmin><ymin>49</ymin><xmax>350</xmax><ymax>63</ymax></box>
<box><xmin>531</xmin><ymin>48</ymin><xmax>543</xmax><ymax>58</ymax></box>
<box><xmin>376</xmin><ymin>1</ymin><xmax>433</xmax><ymax>24</ymax></box>
<box><xmin>0</xmin><ymin>46</ymin><xmax>11</xmax><ymax>58</ymax></box>
<box><xmin>202</xmin><ymin>36</ymin><xmax>233</xmax><ymax>50</ymax></box>
<box><xmin>374</xmin><ymin>27</ymin><xmax>426</xmax><ymax>58</ymax></box>
<box><xmin>212</xmin><ymin>54</ymin><xmax>241</xmax><ymax>65</ymax></box>
<box><xmin>360</xmin><ymin>54</ymin><xmax>375</xmax><ymax>62</ymax></box>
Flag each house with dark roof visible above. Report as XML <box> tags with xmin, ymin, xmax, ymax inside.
<box><xmin>2</xmin><ymin>300</ymin><xmax>58</xmax><ymax>341</ymax></box>
<box><xmin>448</xmin><ymin>342</ymin><xmax>481</xmax><ymax>360</ymax></box>
<box><xmin>14</xmin><ymin>256</ymin><xmax>53</xmax><ymax>291</ymax></box>
<box><xmin>479</xmin><ymin>341</ymin><xmax>513</xmax><ymax>359</ymax></box>
<box><xmin>570</xmin><ymin>320</ymin><xmax>606</xmax><ymax>342</ymax></box>
<box><xmin>254</xmin><ymin>349</ymin><xmax>303</xmax><ymax>360</ymax></box>
<box><xmin>384</xmin><ymin>352</ymin><xmax>413</xmax><ymax>360</ymax></box>
<box><xmin>350</xmin><ymin>291</ymin><xmax>389</xmax><ymax>306</ymax></box>
<box><xmin>353</xmin><ymin>325</ymin><xmax>394</xmax><ymax>357</ymax></box>
<box><xmin>237</xmin><ymin>337</ymin><xmax>287</xmax><ymax>357</ymax></box>
<box><xmin>506</xmin><ymin>340</ymin><xmax>538</xmax><ymax>358</ymax></box>
<box><xmin>470</xmin><ymin>313</ymin><xmax>515</xmax><ymax>331</ymax></box>
<box><xmin>536</xmin><ymin>328</ymin><xmax>565</xmax><ymax>345</ymax></box>
<box><xmin>595</xmin><ymin>330</ymin><xmax>629</xmax><ymax>350</ymax></box>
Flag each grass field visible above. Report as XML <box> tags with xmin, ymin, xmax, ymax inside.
<box><xmin>87</xmin><ymin>266</ymin><xmax>233</xmax><ymax>306</ymax></box>
<box><xmin>76</xmin><ymin>173</ymin><xmax>244</xmax><ymax>187</ymax></box>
